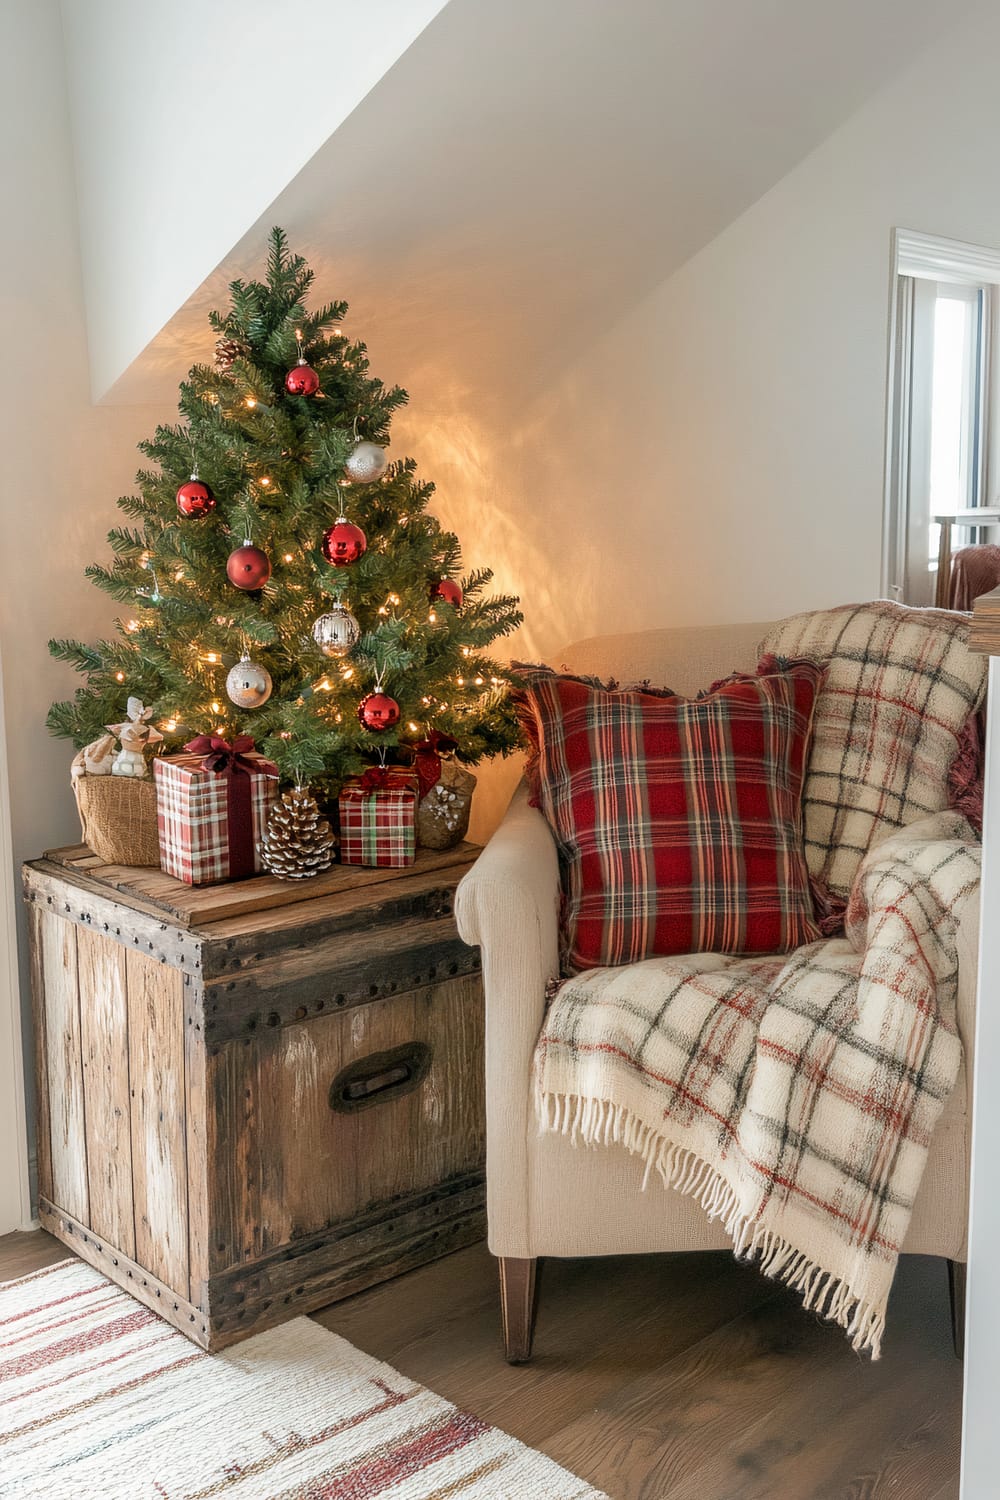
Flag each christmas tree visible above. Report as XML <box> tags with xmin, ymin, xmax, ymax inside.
<box><xmin>47</xmin><ymin>228</ymin><xmax>523</xmax><ymax>796</ymax></box>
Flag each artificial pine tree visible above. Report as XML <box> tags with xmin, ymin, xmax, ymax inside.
<box><xmin>48</xmin><ymin>229</ymin><xmax>523</xmax><ymax>804</ymax></box>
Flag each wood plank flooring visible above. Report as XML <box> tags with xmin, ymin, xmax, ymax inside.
<box><xmin>1</xmin><ymin>1230</ymin><xmax>961</xmax><ymax>1498</ymax></box>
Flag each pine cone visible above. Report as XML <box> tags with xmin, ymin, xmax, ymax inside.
<box><xmin>260</xmin><ymin>787</ymin><xmax>338</xmax><ymax>880</ymax></box>
<box><xmin>214</xmin><ymin>335</ymin><xmax>246</xmax><ymax>371</ymax></box>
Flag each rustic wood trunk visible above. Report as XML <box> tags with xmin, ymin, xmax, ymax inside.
<box><xmin>24</xmin><ymin>843</ymin><xmax>485</xmax><ymax>1351</ymax></box>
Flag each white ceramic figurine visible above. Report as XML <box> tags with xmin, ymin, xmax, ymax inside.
<box><xmin>106</xmin><ymin>698</ymin><xmax>163</xmax><ymax>778</ymax></box>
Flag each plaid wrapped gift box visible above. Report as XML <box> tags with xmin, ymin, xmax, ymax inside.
<box><xmin>154</xmin><ymin>737</ymin><xmax>279</xmax><ymax>885</ymax></box>
<box><xmin>339</xmin><ymin>767</ymin><xmax>418</xmax><ymax>868</ymax></box>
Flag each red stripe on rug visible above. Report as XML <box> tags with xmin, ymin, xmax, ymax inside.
<box><xmin>303</xmin><ymin>1409</ymin><xmax>493</xmax><ymax>1499</ymax></box>
<box><xmin>0</xmin><ymin>1308</ymin><xmax>154</xmax><ymax>1383</ymax></box>
<box><xmin>0</xmin><ymin>1287</ymin><xmax>122</xmax><ymax>1347</ymax></box>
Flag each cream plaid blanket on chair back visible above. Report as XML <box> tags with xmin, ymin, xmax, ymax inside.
<box><xmin>536</xmin><ymin>813</ymin><xmax>978</xmax><ymax>1356</ymax></box>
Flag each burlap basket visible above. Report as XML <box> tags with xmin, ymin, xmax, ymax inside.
<box><xmin>415</xmin><ymin>759</ymin><xmax>476</xmax><ymax>850</ymax></box>
<box><xmin>73</xmin><ymin>775</ymin><xmax>161</xmax><ymax>867</ymax></box>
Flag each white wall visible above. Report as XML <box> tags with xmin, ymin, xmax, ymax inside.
<box><xmin>0</xmin><ymin>0</ymin><xmax>166</xmax><ymax>1230</ymax></box>
<box><xmin>60</xmin><ymin>0</ymin><xmax>447</xmax><ymax>400</ymax></box>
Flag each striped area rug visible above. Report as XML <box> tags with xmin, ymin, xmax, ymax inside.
<box><xmin>0</xmin><ymin>1260</ymin><xmax>605</xmax><ymax>1499</ymax></box>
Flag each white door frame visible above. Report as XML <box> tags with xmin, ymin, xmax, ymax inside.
<box><xmin>0</xmin><ymin>643</ymin><xmax>32</xmax><ymax>1235</ymax></box>
<box><xmin>962</xmin><ymin>651</ymin><xmax>1000</xmax><ymax>1496</ymax></box>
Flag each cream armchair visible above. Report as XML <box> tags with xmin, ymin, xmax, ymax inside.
<box><xmin>454</xmin><ymin>622</ymin><xmax>976</xmax><ymax>1362</ymax></box>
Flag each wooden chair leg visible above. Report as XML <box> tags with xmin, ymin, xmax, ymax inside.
<box><xmin>948</xmin><ymin>1258</ymin><xmax>966</xmax><ymax>1360</ymax></box>
<box><xmin>498</xmin><ymin>1256</ymin><xmax>540</xmax><ymax>1364</ymax></box>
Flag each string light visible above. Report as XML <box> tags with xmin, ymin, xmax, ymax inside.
<box><xmin>164</xmin><ymin>718</ymin><xmax>177</xmax><ymax>732</ymax></box>
<box><xmin>211</xmin><ymin>701</ymin><xmax>221</xmax><ymax>714</ymax></box>
<box><xmin>283</xmin><ymin>553</ymin><xmax>294</xmax><ymax>563</ymax></box>
<box><xmin>407</xmin><ymin>721</ymin><xmax>419</xmax><ymax>732</ymax></box>
<box><xmin>260</xmin><ymin>476</ymin><xmax>271</xmax><ymax>487</ymax></box>
<box><xmin>125</xmin><ymin>620</ymin><xmax>139</xmax><ymax>632</ymax></box>
<box><xmin>461</xmin><ymin>647</ymin><xmax>471</xmax><ymax>657</ymax></box>
<box><xmin>279</xmin><ymin>731</ymin><xmax>292</xmax><ymax>740</ymax></box>
<box><xmin>457</xmin><ymin>676</ymin><xmax>465</xmax><ymax>686</ymax></box>
<box><xmin>428</xmin><ymin>609</ymin><xmax>437</xmax><ymax>623</ymax></box>
<box><xmin>174</xmin><ymin>568</ymin><xmax>185</xmax><ymax>581</ymax></box>
<box><xmin>244</xmin><ymin>397</ymin><xmax>257</xmax><ymax>409</ymax></box>
<box><xmin>341</xmin><ymin>666</ymin><xmax>354</xmax><ymax>680</ymax></box>
<box><xmin>115</xmin><ymin>671</ymin><xmax>125</xmax><ymax>682</ymax></box>
<box><xmin>378</xmin><ymin>605</ymin><xmax>388</xmax><ymax>616</ymax></box>
<box><xmin>388</xmin><ymin>593</ymin><xmax>401</xmax><ymax>606</ymax></box>
<box><xmin>203</xmin><ymin>651</ymin><xmax>219</xmax><ymax>664</ymax></box>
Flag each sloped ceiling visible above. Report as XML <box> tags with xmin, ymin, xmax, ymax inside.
<box><xmin>102</xmin><ymin>0</ymin><xmax>975</xmax><ymax>411</ymax></box>
<box><xmin>60</xmin><ymin>0</ymin><xmax>450</xmax><ymax>399</ymax></box>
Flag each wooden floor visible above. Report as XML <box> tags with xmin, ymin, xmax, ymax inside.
<box><xmin>3</xmin><ymin>1229</ymin><xmax>961</xmax><ymax>1499</ymax></box>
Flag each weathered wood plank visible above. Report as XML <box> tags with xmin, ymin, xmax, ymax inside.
<box><xmin>37</xmin><ymin>1198</ymin><xmax>211</xmax><ymax>1349</ymax></box>
<box><xmin>39</xmin><ymin>914</ymin><xmax>89</xmax><ymax>1224</ymax></box>
<box><xmin>26</xmin><ymin>904</ymin><xmax>53</xmax><ymax>1206</ymax></box>
<box><xmin>24</xmin><ymin>863</ymin><xmax>202</xmax><ymax>973</ymax></box>
<box><xmin>77</xmin><ymin>927</ymin><xmax>134</xmax><ymax>1257</ymax></box>
<box><xmin>206</xmin><ymin>1175</ymin><xmax>485</xmax><ymax>1347</ymax></box>
<box><xmin>207</xmin><ymin>975</ymin><xmax>484</xmax><ymax>1266</ymax></box>
<box><xmin>126</xmin><ymin>950</ymin><xmax>189</xmax><ymax>1294</ymax></box>
<box><xmin>202</xmin><ymin>919</ymin><xmax>479</xmax><ymax>1044</ymax></box>
<box><xmin>415</xmin><ymin>975</ymin><xmax>486</xmax><ymax>1188</ymax></box>
<box><xmin>251</xmin><ymin>1002</ymin><xmax>353</xmax><ymax>1254</ymax></box>
<box><xmin>200</xmin><ymin>868</ymin><xmax>471</xmax><ymax>959</ymax></box>
<box><xmin>41</xmin><ymin>841</ymin><xmax>478</xmax><ymax>927</ymax></box>
<box><xmin>344</xmin><ymin>993</ymin><xmax>422</xmax><ymax>1214</ymax></box>
<box><xmin>184</xmin><ymin>979</ymin><xmax>210</xmax><ymax>1310</ymax></box>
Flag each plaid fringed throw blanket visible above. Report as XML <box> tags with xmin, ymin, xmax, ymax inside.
<box><xmin>536</xmin><ymin>812</ymin><xmax>980</xmax><ymax>1356</ymax></box>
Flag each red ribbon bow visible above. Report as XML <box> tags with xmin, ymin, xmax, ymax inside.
<box><xmin>410</xmin><ymin>731</ymin><xmax>459</xmax><ymax>798</ymax></box>
<box><xmin>182</xmin><ymin>735</ymin><xmax>275</xmax><ymax>880</ymax></box>
<box><xmin>184</xmin><ymin>734</ymin><xmax>261</xmax><ymax>774</ymax></box>
<box><xmin>358</xmin><ymin>766</ymin><xmax>393</xmax><ymax>794</ymax></box>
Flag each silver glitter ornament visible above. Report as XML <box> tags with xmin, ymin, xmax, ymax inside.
<box><xmin>225</xmin><ymin>656</ymin><xmax>273</xmax><ymax>709</ymax></box>
<box><xmin>344</xmin><ymin>441</ymin><xmax>388</xmax><ymax>484</ymax></box>
<box><xmin>312</xmin><ymin>603</ymin><xmax>360</xmax><ymax>659</ymax></box>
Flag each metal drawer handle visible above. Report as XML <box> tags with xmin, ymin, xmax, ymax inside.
<box><xmin>329</xmin><ymin>1042</ymin><xmax>432</xmax><ymax>1114</ymax></box>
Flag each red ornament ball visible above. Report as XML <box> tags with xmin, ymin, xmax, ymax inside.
<box><xmin>176</xmin><ymin>477</ymin><xmax>216</xmax><ymax>518</ymax></box>
<box><xmin>431</xmin><ymin>577</ymin><xmax>463</xmax><ymax>609</ymax></box>
<box><xmin>322</xmin><ymin>519</ymin><xmax>367</xmax><ymax>566</ymax></box>
<box><xmin>358</xmin><ymin>692</ymin><xmax>401</xmax><ymax>732</ymax></box>
<box><xmin>285</xmin><ymin>361</ymin><xmax>320</xmax><ymax>396</ymax></box>
<box><xmin>226</xmin><ymin>544</ymin><xmax>272</xmax><ymax>590</ymax></box>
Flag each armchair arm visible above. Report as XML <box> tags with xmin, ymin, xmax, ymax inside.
<box><xmin>455</xmin><ymin>781</ymin><xmax>561</xmax><ymax>1257</ymax></box>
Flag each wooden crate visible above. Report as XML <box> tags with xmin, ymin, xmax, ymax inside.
<box><xmin>24</xmin><ymin>843</ymin><xmax>484</xmax><ymax>1350</ymax></box>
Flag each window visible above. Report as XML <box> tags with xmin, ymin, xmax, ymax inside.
<box><xmin>883</xmin><ymin>231</ymin><xmax>1000</xmax><ymax>607</ymax></box>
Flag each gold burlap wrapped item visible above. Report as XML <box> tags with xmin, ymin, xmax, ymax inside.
<box><xmin>72</xmin><ymin>774</ymin><xmax>161</xmax><ymax>867</ymax></box>
<box><xmin>416</xmin><ymin>757</ymin><xmax>476</xmax><ymax>850</ymax></box>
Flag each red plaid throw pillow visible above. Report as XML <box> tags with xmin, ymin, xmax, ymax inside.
<box><xmin>513</xmin><ymin>656</ymin><xmax>824</xmax><ymax>972</ymax></box>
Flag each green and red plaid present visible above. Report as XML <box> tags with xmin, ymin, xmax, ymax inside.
<box><xmin>339</xmin><ymin>767</ymin><xmax>418</xmax><ymax>868</ymax></box>
<box><xmin>154</xmin><ymin>735</ymin><xmax>279</xmax><ymax>885</ymax></box>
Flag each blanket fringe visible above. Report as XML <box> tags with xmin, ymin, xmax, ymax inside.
<box><xmin>537</xmin><ymin>1088</ymin><xmax>886</xmax><ymax>1358</ymax></box>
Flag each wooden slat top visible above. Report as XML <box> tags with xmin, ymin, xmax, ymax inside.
<box><xmin>969</xmin><ymin>587</ymin><xmax>1000</xmax><ymax>655</ymax></box>
<box><xmin>33</xmin><ymin>842</ymin><xmax>479</xmax><ymax>931</ymax></box>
